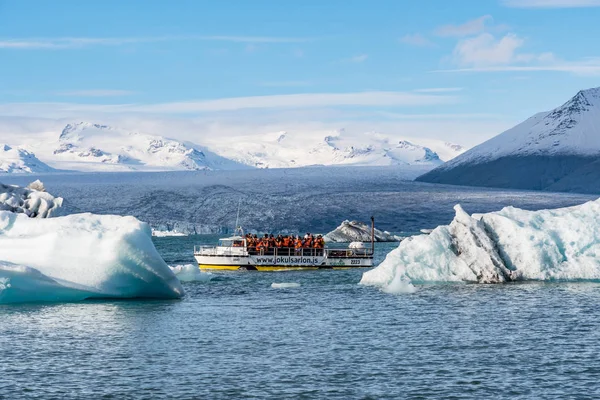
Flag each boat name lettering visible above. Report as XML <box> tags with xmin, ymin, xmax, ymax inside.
<box><xmin>252</xmin><ymin>256</ymin><xmax>321</xmax><ymax>265</ymax></box>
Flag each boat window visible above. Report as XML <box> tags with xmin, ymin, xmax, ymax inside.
<box><xmin>232</xmin><ymin>240</ymin><xmax>244</xmax><ymax>247</ymax></box>
<box><xmin>219</xmin><ymin>240</ymin><xmax>233</xmax><ymax>247</ymax></box>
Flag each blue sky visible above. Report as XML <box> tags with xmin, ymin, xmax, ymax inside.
<box><xmin>0</xmin><ymin>0</ymin><xmax>599</xmax><ymax>145</ymax></box>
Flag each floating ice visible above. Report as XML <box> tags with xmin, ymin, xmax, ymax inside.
<box><xmin>271</xmin><ymin>282</ymin><xmax>301</xmax><ymax>289</ymax></box>
<box><xmin>381</xmin><ymin>273</ymin><xmax>417</xmax><ymax>294</ymax></box>
<box><xmin>361</xmin><ymin>199</ymin><xmax>600</xmax><ymax>287</ymax></box>
<box><xmin>324</xmin><ymin>220</ymin><xmax>402</xmax><ymax>243</ymax></box>
<box><xmin>0</xmin><ymin>210</ymin><xmax>184</xmax><ymax>303</ymax></box>
<box><xmin>169</xmin><ymin>264</ymin><xmax>213</xmax><ymax>282</ymax></box>
<box><xmin>152</xmin><ymin>230</ymin><xmax>188</xmax><ymax>237</ymax></box>
<box><xmin>0</xmin><ymin>180</ymin><xmax>63</xmax><ymax>218</ymax></box>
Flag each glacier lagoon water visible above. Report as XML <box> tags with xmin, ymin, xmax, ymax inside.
<box><xmin>2</xmin><ymin>170</ymin><xmax>600</xmax><ymax>398</ymax></box>
<box><xmin>2</xmin><ymin>235</ymin><xmax>600</xmax><ymax>398</ymax></box>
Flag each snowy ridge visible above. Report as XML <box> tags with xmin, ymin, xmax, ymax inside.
<box><xmin>0</xmin><ymin>144</ymin><xmax>55</xmax><ymax>174</ymax></box>
<box><xmin>202</xmin><ymin>129</ymin><xmax>465</xmax><ymax>168</ymax></box>
<box><xmin>361</xmin><ymin>199</ymin><xmax>600</xmax><ymax>289</ymax></box>
<box><xmin>1</xmin><ymin>121</ymin><xmax>465</xmax><ymax>173</ymax></box>
<box><xmin>433</xmin><ymin>87</ymin><xmax>600</xmax><ymax>172</ymax></box>
<box><xmin>49</xmin><ymin>122</ymin><xmax>244</xmax><ymax>172</ymax></box>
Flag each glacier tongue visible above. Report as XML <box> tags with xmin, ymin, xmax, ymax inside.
<box><xmin>361</xmin><ymin>199</ymin><xmax>600</xmax><ymax>287</ymax></box>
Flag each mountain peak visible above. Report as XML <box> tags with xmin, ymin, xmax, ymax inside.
<box><xmin>0</xmin><ymin>144</ymin><xmax>55</xmax><ymax>174</ymax></box>
<box><xmin>417</xmin><ymin>86</ymin><xmax>600</xmax><ymax>191</ymax></box>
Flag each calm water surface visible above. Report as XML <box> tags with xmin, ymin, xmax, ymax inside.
<box><xmin>2</xmin><ymin>238</ymin><xmax>600</xmax><ymax>399</ymax></box>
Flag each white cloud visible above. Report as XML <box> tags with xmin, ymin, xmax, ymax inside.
<box><xmin>376</xmin><ymin>111</ymin><xmax>502</xmax><ymax>120</ymax></box>
<box><xmin>259</xmin><ymin>81</ymin><xmax>312</xmax><ymax>87</ymax></box>
<box><xmin>452</xmin><ymin>33</ymin><xmax>530</xmax><ymax>67</ymax></box>
<box><xmin>56</xmin><ymin>89</ymin><xmax>135</xmax><ymax>97</ymax></box>
<box><xmin>400</xmin><ymin>34</ymin><xmax>436</xmax><ymax>47</ymax></box>
<box><xmin>502</xmin><ymin>0</ymin><xmax>600</xmax><ymax>7</ymax></box>
<box><xmin>435</xmin><ymin>15</ymin><xmax>493</xmax><ymax>37</ymax></box>
<box><xmin>0</xmin><ymin>91</ymin><xmax>459</xmax><ymax>119</ymax></box>
<box><xmin>0</xmin><ymin>35</ymin><xmax>310</xmax><ymax>50</ymax></box>
<box><xmin>413</xmin><ymin>87</ymin><xmax>463</xmax><ymax>93</ymax></box>
<box><xmin>344</xmin><ymin>54</ymin><xmax>368</xmax><ymax>63</ymax></box>
<box><xmin>128</xmin><ymin>91</ymin><xmax>456</xmax><ymax>113</ymax></box>
<box><xmin>434</xmin><ymin>60</ymin><xmax>600</xmax><ymax>76</ymax></box>
<box><xmin>0</xmin><ymin>113</ymin><xmax>514</xmax><ymax>150</ymax></box>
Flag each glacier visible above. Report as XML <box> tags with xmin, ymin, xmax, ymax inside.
<box><xmin>361</xmin><ymin>199</ymin><xmax>600</xmax><ymax>289</ymax></box>
<box><xmin>0</xmin><ymin>207</ymin><xmax>184</xmax><ymax>304</ymax></box>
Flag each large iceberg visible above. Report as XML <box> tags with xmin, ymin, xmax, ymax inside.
<box><xmin>324</xmin><ymin>220</ymin><xmax>402</xmax><ymax>243</ymax></box>
<box><xmin>361</xmin><ymin>199</ymin><xmax>600</xmax><ymax>288</ymax></box>
<box><xmin>0</xmin><ymin>210</ymin><xmax>184</xmax><ymax>303</ymax></box>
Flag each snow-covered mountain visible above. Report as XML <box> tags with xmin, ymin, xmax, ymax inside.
<box><xmin>417</xmin><ymin>87</ymin><xmax>600</xmax><ymax>192</ymax></box>
<box><xmin>0</xmin><ymin>145</ymin><xmax>55</xmax><ymax>174</ymax></box>
<box><xmin>203</xmin><ymin>129</ymin><xmax>465</xmax><ymax>168</ymax></box>
<box><xmin>43</xmin><ymin>122</ymin><xmax>246</xmax><ymax>172</ymax></box>
<box><xmin>0</xmin><ymin>120</ymin><xmax>465</xmax><ymax>173</ymax></box>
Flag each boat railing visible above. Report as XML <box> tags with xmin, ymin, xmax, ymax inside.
<box><xmin>194</xmin><ymin>244</ymin><xmax>372</xmax><ymax>258</ymax></box>
<box><xmin>194</xmin><ymin>245</ymin><xmax>248</xmax><ymax>256</ymax></box>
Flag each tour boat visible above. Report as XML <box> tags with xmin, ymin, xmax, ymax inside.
<box><xmin>193</xmin><ymin>219</ymin><xmax>376</xmax><ymax>272</ymax></box>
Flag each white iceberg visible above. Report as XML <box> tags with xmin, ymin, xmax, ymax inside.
<box><xmin>0</xmin><ymin>180</ymin><xmax>63</xmax><ymax>218</ymax></box>
<box><xmin>169</xmin><ymin>264</ymin><xmax>213</xmax><ymax>282</ymax></box>
<box><xmin>324</xmin><ymin>220</ymin><xmax>402</xmax><ymax>243</ymax></box>
<box><xmin>0</xmin><ymin>210</ymin><xmax>184</xmax><ymax>303</ymax></box>
<box><xmin>361</xmin><ymin>199</ymin><xmax>600</xmax><ymax>287</ymax></box>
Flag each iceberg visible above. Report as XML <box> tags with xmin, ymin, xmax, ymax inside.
<box><xmin>324</xmin><ymin>220</ymin><xmax>402</xmax><ymax>243</ymax></box>
<box><xmin>0</xmin><ymin>210</ymin><xmax>184</xmax><ymax>303</ymax></box>
<box><xmin>361</xmin><ymin>199</ymin><xmax>600</xmax><ymax>288</ymax></box>
<box><xmin>0</xmin><ymin>180</ymin><xmax>63</xmax><ymax>218</ymax></box>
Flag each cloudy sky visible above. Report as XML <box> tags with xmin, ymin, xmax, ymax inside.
<box><xmin>0</xmin><ymin>0</ymin><xmax>599</xmax><ymax>146</ymax></box>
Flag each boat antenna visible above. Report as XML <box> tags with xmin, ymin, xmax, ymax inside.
<box><xmin>371</xmin><ymin>216</ymin><xmax>375</xmax><ymax>255</ymax></box>
<box><xmin>234</xmin><ymin>197</ymin><xmax>242</xmax><ymax>234</ymax></box>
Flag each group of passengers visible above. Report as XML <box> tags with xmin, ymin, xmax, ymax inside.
<box><xmin>245</xmin><ymin>233</ymin><xmax>325</xmax><ymax>255</ymax></box>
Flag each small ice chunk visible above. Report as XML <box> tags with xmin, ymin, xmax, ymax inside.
<box><xmin>169</xmin><ymin>264</ymin><xmax>213</xmax><ymax>282</ymax></box>
<box><xmin>271</xmin><ymin>282</ymin><xmax>301</xmax><ymax>289</ymax></box>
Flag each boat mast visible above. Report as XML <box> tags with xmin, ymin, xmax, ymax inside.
<box><xmin>371</xmin><ymin>216</ymin><xmax>375</xmax><ymax>255</ymax></box>
<box><xmin>234</xmin><ymin>197</ymin><xmax>242</xmax><ymax>235</ymax></box>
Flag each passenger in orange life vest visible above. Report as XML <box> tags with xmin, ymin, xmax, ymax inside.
<box><xmin>282</xmin><ymin>235</ymin><xmax>291</xmax><ymax>248</ymax></box>
<box><xmin>294</xmin><ymin>236</ymin><xmax>303</xmax><ymax>254</ymax></box>
<box><xmin>313</xmin><ymin>235</ymin><xmax>325</xmax><ymax>249</ymax></box>
<box><xmin>268</xmin><ymin>234</ymin><xmax>276</xmax><ymax>248</ymax></box>
<box><xmin>303</xmin><ymin>233</ymin><xmax>313</xmax><ymax>248</ymax></box>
